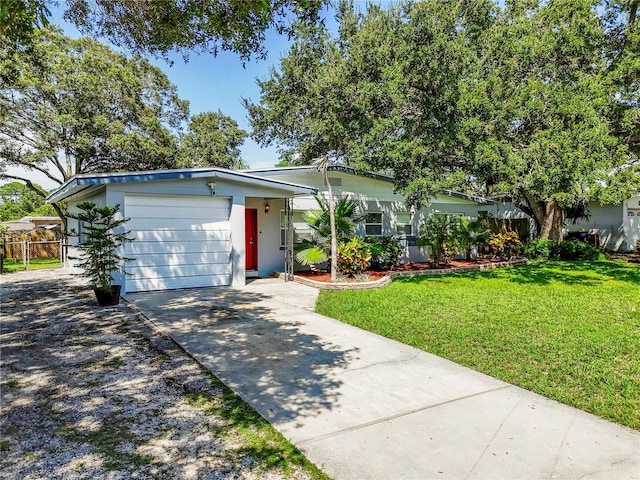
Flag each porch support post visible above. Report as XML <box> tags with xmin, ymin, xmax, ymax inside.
<box><xmin>230</xmin><ymin>196</ymin><xmax>246</xmax><ymax>287</ymax></box>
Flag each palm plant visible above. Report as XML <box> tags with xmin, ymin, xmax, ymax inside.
<box><xmin>312</xmin><ymin>157</ymin><xmax>338</xmax><ymax>281</ymax></box>
<box><xmin>454</xmin><ymin>217</ymin><xmax>490</xmax><ymax>261</ymax></box>
<box><xmin>295</xmin><ymin>195</ymin><xmax>364</xmax><ymax>274</ymax></box>
<box><xmin>417</xmin><ymin>214</ymin><xmax>457</xmax><ymax>265</ymax></box>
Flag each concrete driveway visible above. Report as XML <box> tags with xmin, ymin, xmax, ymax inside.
<box><xmin>125</xmin><ymin>278</ymin><xmax>639</xmax><ymax>480</ymax></box>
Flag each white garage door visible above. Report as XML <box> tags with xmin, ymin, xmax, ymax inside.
<box><xmin>124</xmin><ymin>195</ymin><xmax>231</xmax><ymax>292</ymax></box>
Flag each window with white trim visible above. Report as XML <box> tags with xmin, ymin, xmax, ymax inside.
<box><xmin>365</xmin><ymin>212</ymin><xmax>383</xmax><ymax>236</ymax></box>
<box><xmin>280</xmin><ymin>210</ymin><xmax>313</xmax><ymax>246</ymax></box>
<box><xmin>396</xmin><ymin>212</ymin><xmax>413</xmax><ymax>235</ymax></box>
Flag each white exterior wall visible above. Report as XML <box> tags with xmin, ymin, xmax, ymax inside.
<box><xmin>623</xmin><ymin>194</ymin><xmax>640</xmax><ymax>251</ymax></box>
<box><xmin>568</xmin><ymin>203</ymin><xmax>625</xmax><ymax>251</ymax></box>
<box><xmin>263</xmin><ymin>169</ymin><xmax>494</xmax><ymax>263</ymax></box>
<box><xmin>64</xmin><ymin>176</ymin><xmax>298</xmax><ymax>292</ymax></box>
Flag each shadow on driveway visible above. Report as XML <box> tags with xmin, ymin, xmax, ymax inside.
<box><xmin>125</xmin><ymin>284</ymin><xmax>359</xmax><ymax>429</ymax></box>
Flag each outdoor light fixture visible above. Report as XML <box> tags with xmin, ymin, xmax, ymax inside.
<box><xmin>206</xmin><ymin>182</ymin><xmax>216</xmax><ymax>196</ymax></box>
<box><xmin>264</xmin><ymin>202</ymin><xmax>271</xmax><ymax>214</ymax></box>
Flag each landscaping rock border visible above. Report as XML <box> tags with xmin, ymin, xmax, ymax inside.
<box><xmin>278</xmin><ymin>258</ymin><xmax>529</xmax><ymax>290</ymax></box>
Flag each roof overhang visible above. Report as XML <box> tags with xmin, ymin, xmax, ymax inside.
<box><xmin>247</xmin><ymin>166</ymin><xmax>493</xmax><ymax>205</ymax></box>
<box><xmin>46</xmin><ymin>167</ymin><xmax>318</xmax><ymax>204</ymax></box>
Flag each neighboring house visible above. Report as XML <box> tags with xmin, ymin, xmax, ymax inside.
<box><xmin>566</xmin><ymin>194</ymin><xmax>640</xmax><ymax>252</ymax></box>
<box><xmin>0</xmin><ymin>216</ymin><xmax>62</xmax><ymax>232</ymax></box>
<box><xmin>46</xmin><ymin>165</ymin><xmax>510</xmax><ymax>294</ymax></box>
<box><xmin>22</xmin><ymin>216</ymin><xmax>63</xmax><ymax>230</ymax></box>
<box><xmin>1</xmin><ymin>220</ymin><xmax>37</xmax><ymax>232</ymax></box>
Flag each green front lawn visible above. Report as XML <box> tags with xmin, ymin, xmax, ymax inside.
<box><xmin>316</xmin><ymin>261</ymin><xmax>640</xmax><ymax>430</ymax></box>
<box><xmin>2</xmin><ymin>257</ymin><xmax>62</xmax><ymax>272</ymax></box>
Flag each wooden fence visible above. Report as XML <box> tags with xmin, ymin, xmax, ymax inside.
<box><xmin>3</xmin><ymin>240</ymin><xmax>63</xmax><ymax>260</ymax></box>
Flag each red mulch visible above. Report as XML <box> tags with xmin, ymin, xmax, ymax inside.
<box><xmin>295</xmin><ymin>259</ymin><xmax>495</xmax><ymax>283</ymax></box>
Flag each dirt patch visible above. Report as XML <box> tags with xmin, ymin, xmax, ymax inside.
<box><xmin>0</xmin><ymin>269</ymin><xmax>319</xmax><ymax>480</ymax></box>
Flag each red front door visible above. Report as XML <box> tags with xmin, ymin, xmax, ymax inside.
<box><xmin>245</xmin><ymin>208</ymin><xmax>258</xmax><ymax>271</ymax></box>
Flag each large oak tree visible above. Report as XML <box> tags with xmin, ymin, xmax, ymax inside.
<box><xmin>0</xmin><ymin>28</ymin><xmax>189</xmax><ymax>219</ymax></box>
<box><xmin>246</xmin><ymin>0</ymin><xmax>640</xmax><ymax>240</ymax></box>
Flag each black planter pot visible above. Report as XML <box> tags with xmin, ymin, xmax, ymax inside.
<box><xmin>94</xmin><ymin>285</ymin><xmax>122</xmax><ymax>306</ymax></box>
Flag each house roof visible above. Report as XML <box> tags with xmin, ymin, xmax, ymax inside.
<box><xmin>246</xmin><ymin>166</ymin><xmax>494</xmax><ymax>205</ymax></box>
<box><xmin>46</xmin><ymin>167</ymin><xmax>318</xmax><ymax>204</ymax></box>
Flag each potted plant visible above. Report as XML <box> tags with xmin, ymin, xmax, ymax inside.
<box><xmin>67</xmin><ymin>202</ymin><xmax>134</xmax><ymax>306</ymax></box>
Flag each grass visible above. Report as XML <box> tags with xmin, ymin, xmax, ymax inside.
<box><xmin>186</xmin><ymin>372</ymin><xmax>331</xmax><ymax>479</ymax></box>
<box><xmin>2</xmin><ymin>257</ymin><xmax>62</xmax><ymax>272</ymax></box>
<box><xmin>316</xmin><ymin>260</ymin><xmax>640</xmax><ymax>430</ymax></box>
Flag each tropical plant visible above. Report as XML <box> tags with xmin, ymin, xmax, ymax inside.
<box><xmin>365</xmin><ymin>236</ymin><xmax>401</xmax><ymax>271</ymax></box>
<box><xmin>523</xmin><ymin>238</ymin><xmax>551</xmax><ymax>260</ymax></box>
<box><xmin>66</xmin><ymin>202</ymin><xmax>134</xmax><ymax>301</ymax></box>
<box><xmin>453</xmin><ymin>217</ymin><xmax>490</xmax><ymax>261</ymax></box>
<box><xmin>295</xmin><ymin>195</ymin><xmax>364</xmax><ymax>273</ymax></box>
<box><xmin>489</xmin><ymin>231</ymin><xmax>522</xmax><ymax>259</ymax></box>
<box><xmin>417</xmin><ymin>214</ymin><xmax>458</xmax><ymax>265</ymax></box>
<box><xmin>548</xmin><ymin>240</ymin><xmax>604</xmax><ymax>261</ymax></box>
<box><xmin>337</xmin><ymin>236</ymin><xmax>371</xmax><ymax>276</ymax></box>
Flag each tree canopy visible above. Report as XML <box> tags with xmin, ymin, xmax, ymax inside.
<box><xmin>0</xmin><ymin>28</ymin><xmax>189</xmax><ymax>215</ymax></box>
<box><xmin>177</xmin><ymin>111</ymin><xmax>248</xmax><ymax>169</ymax></box>
<box><xmin>0</xmin><ymin>181</ymin><xmax>55</xmax><ymax>221</ymax></box>
<box><xmin>1</xmin><ymin>0</ymin><xmax>328</xmax><ymax>62</ymax></box>
<box><xmin>246</xmin><ymin>0</ymin><xmax>640</xmax><ymax>240</ymax></box>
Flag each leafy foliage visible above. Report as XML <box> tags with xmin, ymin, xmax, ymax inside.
<box><xmin>549</xmin><ymin>240</ymin><xmax>605</xmax><ymax>261</ymax></box>
<box><xmin>66</xmin><ymin>202</ymin><xmax>133</xmax><ymax>292</ymax></box>
<box><xmin>247</xmin><ymin>0</ymin><xmax>640</xmax><ymax>241</ymax></box>
<box><xmin>63</xmin><ymin>0</ymin><xmax>327</xmax><ymax>62</ymax></box>
<box><xmin>417</xmin><ymin>214</ymin><xmax>459</xmax><ymax>264</ymax></box>
<box><xmin>0</xmin><ymin>27</ymin><xmax>188</xmax><ymax>215</ymax></box>
<box><xmin>294</xmin><ymin>195</ymin><xmax>363</xmax><ymax>269</ymax></box>
<box><xmin>523</xmin><ymin>238</ymin><xmax>552</xmax><ymax>259</ymax></box>
<box><xmin>0</xmin><ymin>181</ymin><xmax>55</xmax><ymax>221</ymax></box>
<box><xmin>177</xmin><ymin>111</ymin><xmax>248</xmax><ymax>169</ymax></box>
<box><xmin>0</xmin><ymin>0</ymin><xmax>49</xmax><ymax>49</ymax></box>
<box><xmin>337</xmin><ymin>236</ymin><xmax>371</xmax><ymax>276</ymax></box>
<box><xmin>364</xmin><ymin>236</ymin><xmax>401</xmax><ymax>270</ymax></box>
<box><xmin>488</xmin><ymin>231</ymin><xmax>522</xmax><ymax>259</ymax></box>
<box><xmin>454</xmin><ymin>217</ymin><xmax>490</xmax><ymax>261</ymax></box>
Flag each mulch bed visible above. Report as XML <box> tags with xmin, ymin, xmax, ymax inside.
<box><xmin>295</xmin><ymin>259</ymin><xmax>496</xmax><ymax>283</ymax></box>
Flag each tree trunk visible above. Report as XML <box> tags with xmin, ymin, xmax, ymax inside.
<box><xmin>325</xmin><ymin>170</ymin><xmax>338</xmax><ymax>282</ymax></box>
<box><xmin>517</xmin><ymin>190</ymin><xmax>564</xmax><ymax>241</ymax></box>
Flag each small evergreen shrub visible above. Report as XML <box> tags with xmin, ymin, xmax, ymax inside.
<box><xmin>549</xmin><ymin>240</ymin><xmax>605</xmax><ymax>261</ymax></box>
<box><xmin>523</xmin><ymin>239</ymin><xmax>551</xmax><ymax>259</ymax></box>
<box><xmin>337</xmin><ymin>237</ymin><xmax>372</xmax><ymax>276</ymax></box>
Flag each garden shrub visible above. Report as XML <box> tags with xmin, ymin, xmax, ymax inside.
<box><xmin>365</xmin><ymin>236</ymin><xmax>400</xmax><ymax>270</ymax></box>
<box><xmin>489</xmin><ymin>231</ymin><xmax>522</xmax><ymax>258</ymax></box>
<box><xmin>549</xmin><ymin>240</ymin><xmax>604</xmax><ymax>261</ymax></box>
<box><xmin>337</xmin><ymin>236</ymin><xmax>372</xmax><ymax>276</ymax></box>
<box><xmin>523</xmin><ymin>238</ymin><xmax>551</xmax><ymax>259</ymax></box>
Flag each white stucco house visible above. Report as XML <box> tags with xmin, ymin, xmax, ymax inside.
<box><xmin>565</xmin><ymin>194</ymin><xmax>640</xmax><ymax>252</ymax></box>
<box><xmin>47</xmin><ymin>165</ymin><xmax>503</xmax><ymax>294</ymax></box>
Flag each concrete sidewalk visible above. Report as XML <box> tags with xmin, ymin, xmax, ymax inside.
<box><xmin>125</xmin><ymin>278</ymin><xmax>639</xmax><ymax>480</ymax></box>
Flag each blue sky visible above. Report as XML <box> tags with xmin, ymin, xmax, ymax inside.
<box><xmin>13</xmin><ymin>2</ymin><xmax>386</xmax><ymax>190</ymax></box>
<box><xmin>48</xmin><ymin>4</ymin><xmax>303</xmax><ymax>170</ymax></box>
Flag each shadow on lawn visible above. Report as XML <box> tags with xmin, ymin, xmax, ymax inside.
<box><xmin>396</xmin><ymin>260</ymin><xmax>640</xmax><ymax>287</ymax></box>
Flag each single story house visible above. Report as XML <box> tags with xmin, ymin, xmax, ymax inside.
<box><xmin>47</xmin><ymin>166</ymin><xmax>504</xmax><ymax>294</ymax></box>
<box><xmin>565</xmin><ymin>194</ymin><xmax>640</xmax><ymax>252</ymax></box>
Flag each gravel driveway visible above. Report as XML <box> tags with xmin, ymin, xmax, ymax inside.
<box><xmin>0</xmin><ymin>268</ymin><xmax>322</xmax><ymax>480</ymax></box>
